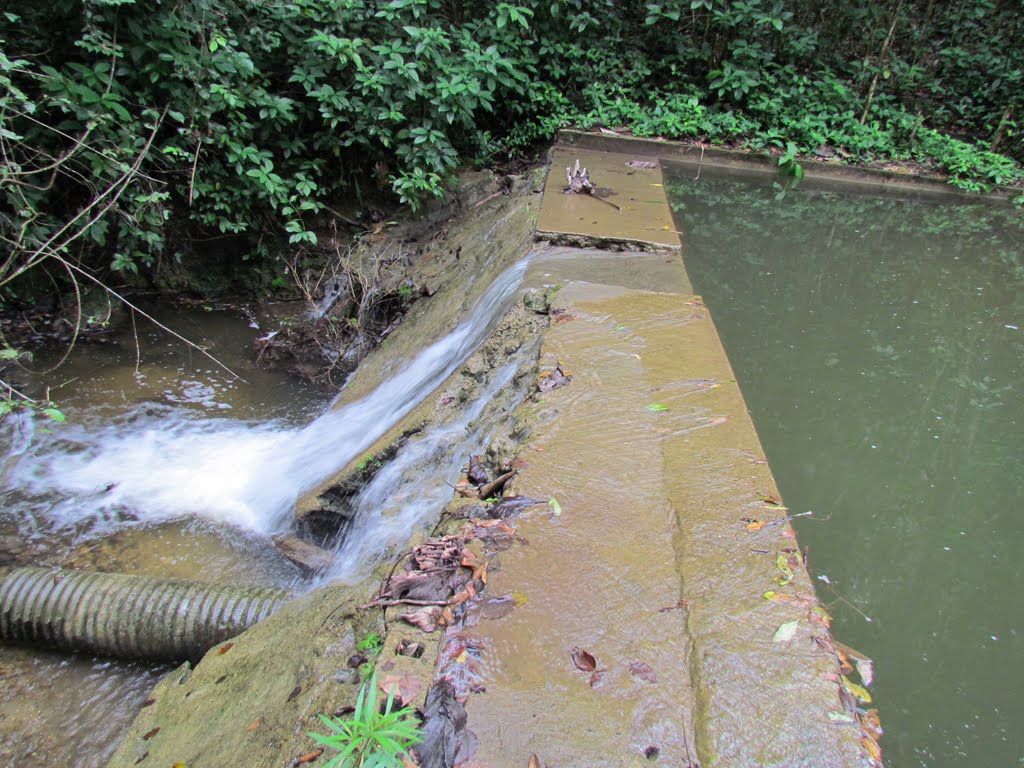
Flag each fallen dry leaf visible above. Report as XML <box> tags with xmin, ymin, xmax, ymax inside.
<box><xmin>217</xmin><ymin>642</ymin><xmax>234</xmax><ymax>655</ymax></box>
<box><xmin>380</xmin><ymin>675</ymin><xmax>422</xmax><ymax>707</ymax></box>
<box><xmin>856</xmin><ymin>657</ymin><xmax>875</xmax><ymax>687</ymax></box>
<box><xmin>293</xmin><ymin>747</ymin><xmax>324</xmax><ymax>765</ymax></box>
<box><xmin>628</xmin><ymin>661</ymin><xmax>657</xmax><ymax>684</ymax></box>
<box><xmin>571</xmin><ymin>646</ymin><xmax>598</xmax><ymax>673</ymax></box>
<box><xmin>861</xmin><ymin>735</ymin><xmax>882</xmax><ymax>764</ymax></box>
<box><xmin>861</xmin><ymin>708</ymin><xmax>884</xmax><ymax>741</ymax></box>
<box><xmin>773</xmin><ymin>619</ymin><xmax>799</xmax><ymax>643</ymax></box>
<box><xmin>245</xmin><ymin>718</ymin><xmax>262</xmax><ymax>733</ymax></box>
<box><xmin>528</xmin><ymin>755</ymin><xmax>542</xmax><ymax>768</ymax></box>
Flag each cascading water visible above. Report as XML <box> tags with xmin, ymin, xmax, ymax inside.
<box><xmin>325</xmin><ymin>358</ymin><xmax>524</xmax><ymax>582</ymax></box>
<box><xmin>3</xmin><ymin>259</ymin><xmax>528</xmax><ymax>540</ymax></box>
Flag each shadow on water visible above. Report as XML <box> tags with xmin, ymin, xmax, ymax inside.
<box><xmin>664</xmin><ymin>163</ymin><xmax>1024</xmax><ymax>768</ymax></box>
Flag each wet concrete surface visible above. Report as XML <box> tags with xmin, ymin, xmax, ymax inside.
<box><xmin>538</xmin><ymin>147</ymin><xmax>681</xmax><ymax>250</ymax></box>
<box><xmin>461</xmin><ymin>148</ymin><xmax>867</xmax><ymax>766</ymax></box>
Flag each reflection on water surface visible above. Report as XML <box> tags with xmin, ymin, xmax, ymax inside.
<box><xmin>666</xmin><ymin>164</ymin><xmax>1023</xmax><ymax>768</ymax></box>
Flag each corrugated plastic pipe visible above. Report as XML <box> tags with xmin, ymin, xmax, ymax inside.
<box><xmin>0</xmin><ymin>567</ymin><xmax>290</xmax><ymax>661</ymax></box>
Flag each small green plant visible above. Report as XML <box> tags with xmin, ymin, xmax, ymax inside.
<box><xmin>356</xmin><ymin>633</ymin><xmax>384</xmax><ymax>654</ymax></box>
<box><xmin>356</xmin><ymin>455</ymin><xmax>381</xmax><ymax>474</ymax></box>
<box><xmin>777</xmin><ymin>142</ymin><xmax>805</xmax><ymax>181</ymax></box>
<box><xmin>309</xmin><ymin>671</ymin><xmax>421</xmax><ymax>768</ymax></box>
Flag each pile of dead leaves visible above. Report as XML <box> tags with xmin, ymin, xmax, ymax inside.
<box><xmin>365</xmin><ymin>535</ymin><xmax>487</xmax><ymax>634</ymax></box>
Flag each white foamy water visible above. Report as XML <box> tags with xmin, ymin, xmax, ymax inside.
<box><xmin>3</xmin><ymin>260</ymin><xmax>528</xmax><ymax>537</ymax></box>
<box><xmin>326</xmin><ymin>359</ymin><xmax>523</xmax><ymax>582</ymax></box>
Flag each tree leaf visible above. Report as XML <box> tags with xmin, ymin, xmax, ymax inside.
<box><xmin>646</xmin><ymin>403</ymin><xmax>669</xmax><ymax>412</ymax></box>
<box><xmin>772</xmin><ymin>619</ymin><xmax>799</xmax><ymax>642</ymax></box>
<box><xmin>548</xmin><ymin>497</ymin><xmax>561</xmax><ymax>516</ymax></box>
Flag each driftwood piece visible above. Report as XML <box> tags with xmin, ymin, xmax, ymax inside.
<box><xmin>563</xmin><ymin>159</ymin><xmax>621</xmax><ymax>210</ymax></box>
<box><xmin>565</xmin><ymin>158</ymin><xmax>595</xmax><ymax>194</ymax></box>
<box><xmin>477</xmin><ymin>470</ymin><xmax>516</xmax><ymax>500</ymax></box>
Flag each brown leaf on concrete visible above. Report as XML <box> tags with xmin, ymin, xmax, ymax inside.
<box><xmin>380</xmin><ymin>675</ymin><xmax>422</xmax><ymax>708</ymax></box>
<box><xmin>416</xmin><ymin>679</ymin><xmax>476</xmax><ymax>768</ymax></box>
<box><xmin>628</xmin><ymin>661</ymin><xmax>657</xmax><ymax>683</ymax></box>
<box><xmin>528</xmin><ymin>754</ymin><xmax>542</xmax><ymax>768</ymax></box>
<box><xmin>861</xmin><ymin>708</ymin><xmax>884</xmax><ymax>741</ymax></box>
<box><xmin>293</xmin><ymin>747</ymin><xmax>324</xmax><ymax>765</ymax></box>
<box><xmin>402</xmin><ymin>606</ymin><xmax>442</xmax><ymax>633</ymax></box>
<box><xmin>538</xmin><ymin>365</ymin><xmax>573</xmax><ymax>392</ymax></box>
<box><xmin>244</xmin><ymin>718</ymin><xmax>262</xmax><ymax>733</ymax></box>
<box><xmin>571</xmin><ymin>646</ymin><xmax>598</xmax><ymax>673</ymax></box>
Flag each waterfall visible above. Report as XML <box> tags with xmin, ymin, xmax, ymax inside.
<box><xmin>4</xmin><ymin>259</ymin><xmax>529</xmax><ymax>538</ymax></box>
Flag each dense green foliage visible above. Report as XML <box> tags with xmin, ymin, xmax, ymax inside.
<box><xmin>1</xmin><ymin>0</ymin><xmax>1022</xmax><ymax>297</ymax></box>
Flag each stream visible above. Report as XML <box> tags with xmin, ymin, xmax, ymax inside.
<box><xmin>0</xmin><ymin>258</ymin><xmax>530</xmax><ymax>765</ymax></box>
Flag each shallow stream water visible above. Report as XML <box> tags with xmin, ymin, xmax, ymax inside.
<box><xmin>0</xmin><ymin>260</ymin><xmax>529</xmax><ymax>766</ymax></box>
<box><xmin>665</xmin><ymin>165</ymin><xmax>1024</xmax><ymax>768</ymax></box>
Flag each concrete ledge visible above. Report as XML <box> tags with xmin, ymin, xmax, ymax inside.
<box><xmin>558</xmin><ymin>128</ymin><xmax>1017</xmax><ymax>202</ymax></box>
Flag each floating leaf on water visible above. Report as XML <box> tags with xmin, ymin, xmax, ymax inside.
<box><xmin>841</xmin><ymin>675</ymin><xmax>873</xmax><ymax>703</ymax></box>
<box><xmin>646</xmin><ymin>403</ymin><xmax>669</xmax><ymax>412</ymax></box>
<box><xmin>571</xmin><ymin>646</ymin><xmax>597</xmax><ymax>673</ymax></box>
<box><xmin>772</xmin><ymin>619</ymin><xmax>799</xmax><ymax>643</ymax></box>
<box><xmin>826</xmin><ymin>711</ymin><xmax>857</xmax><ymax>724</ymax></box>
<box><xmin>856</xmin><ymin>657</ymin><xmax>875</xmax><ymax>687</ymax></box>
<box><xmin>548</xmin><ymin>497</ymin><xmax>562</xmax><ymax>516</ymax></box>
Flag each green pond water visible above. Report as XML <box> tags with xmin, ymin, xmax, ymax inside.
<box><xmin>665</xmin><ymin>165</ymin><xmax>1024</xmax><ymax>768</ymax></box>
